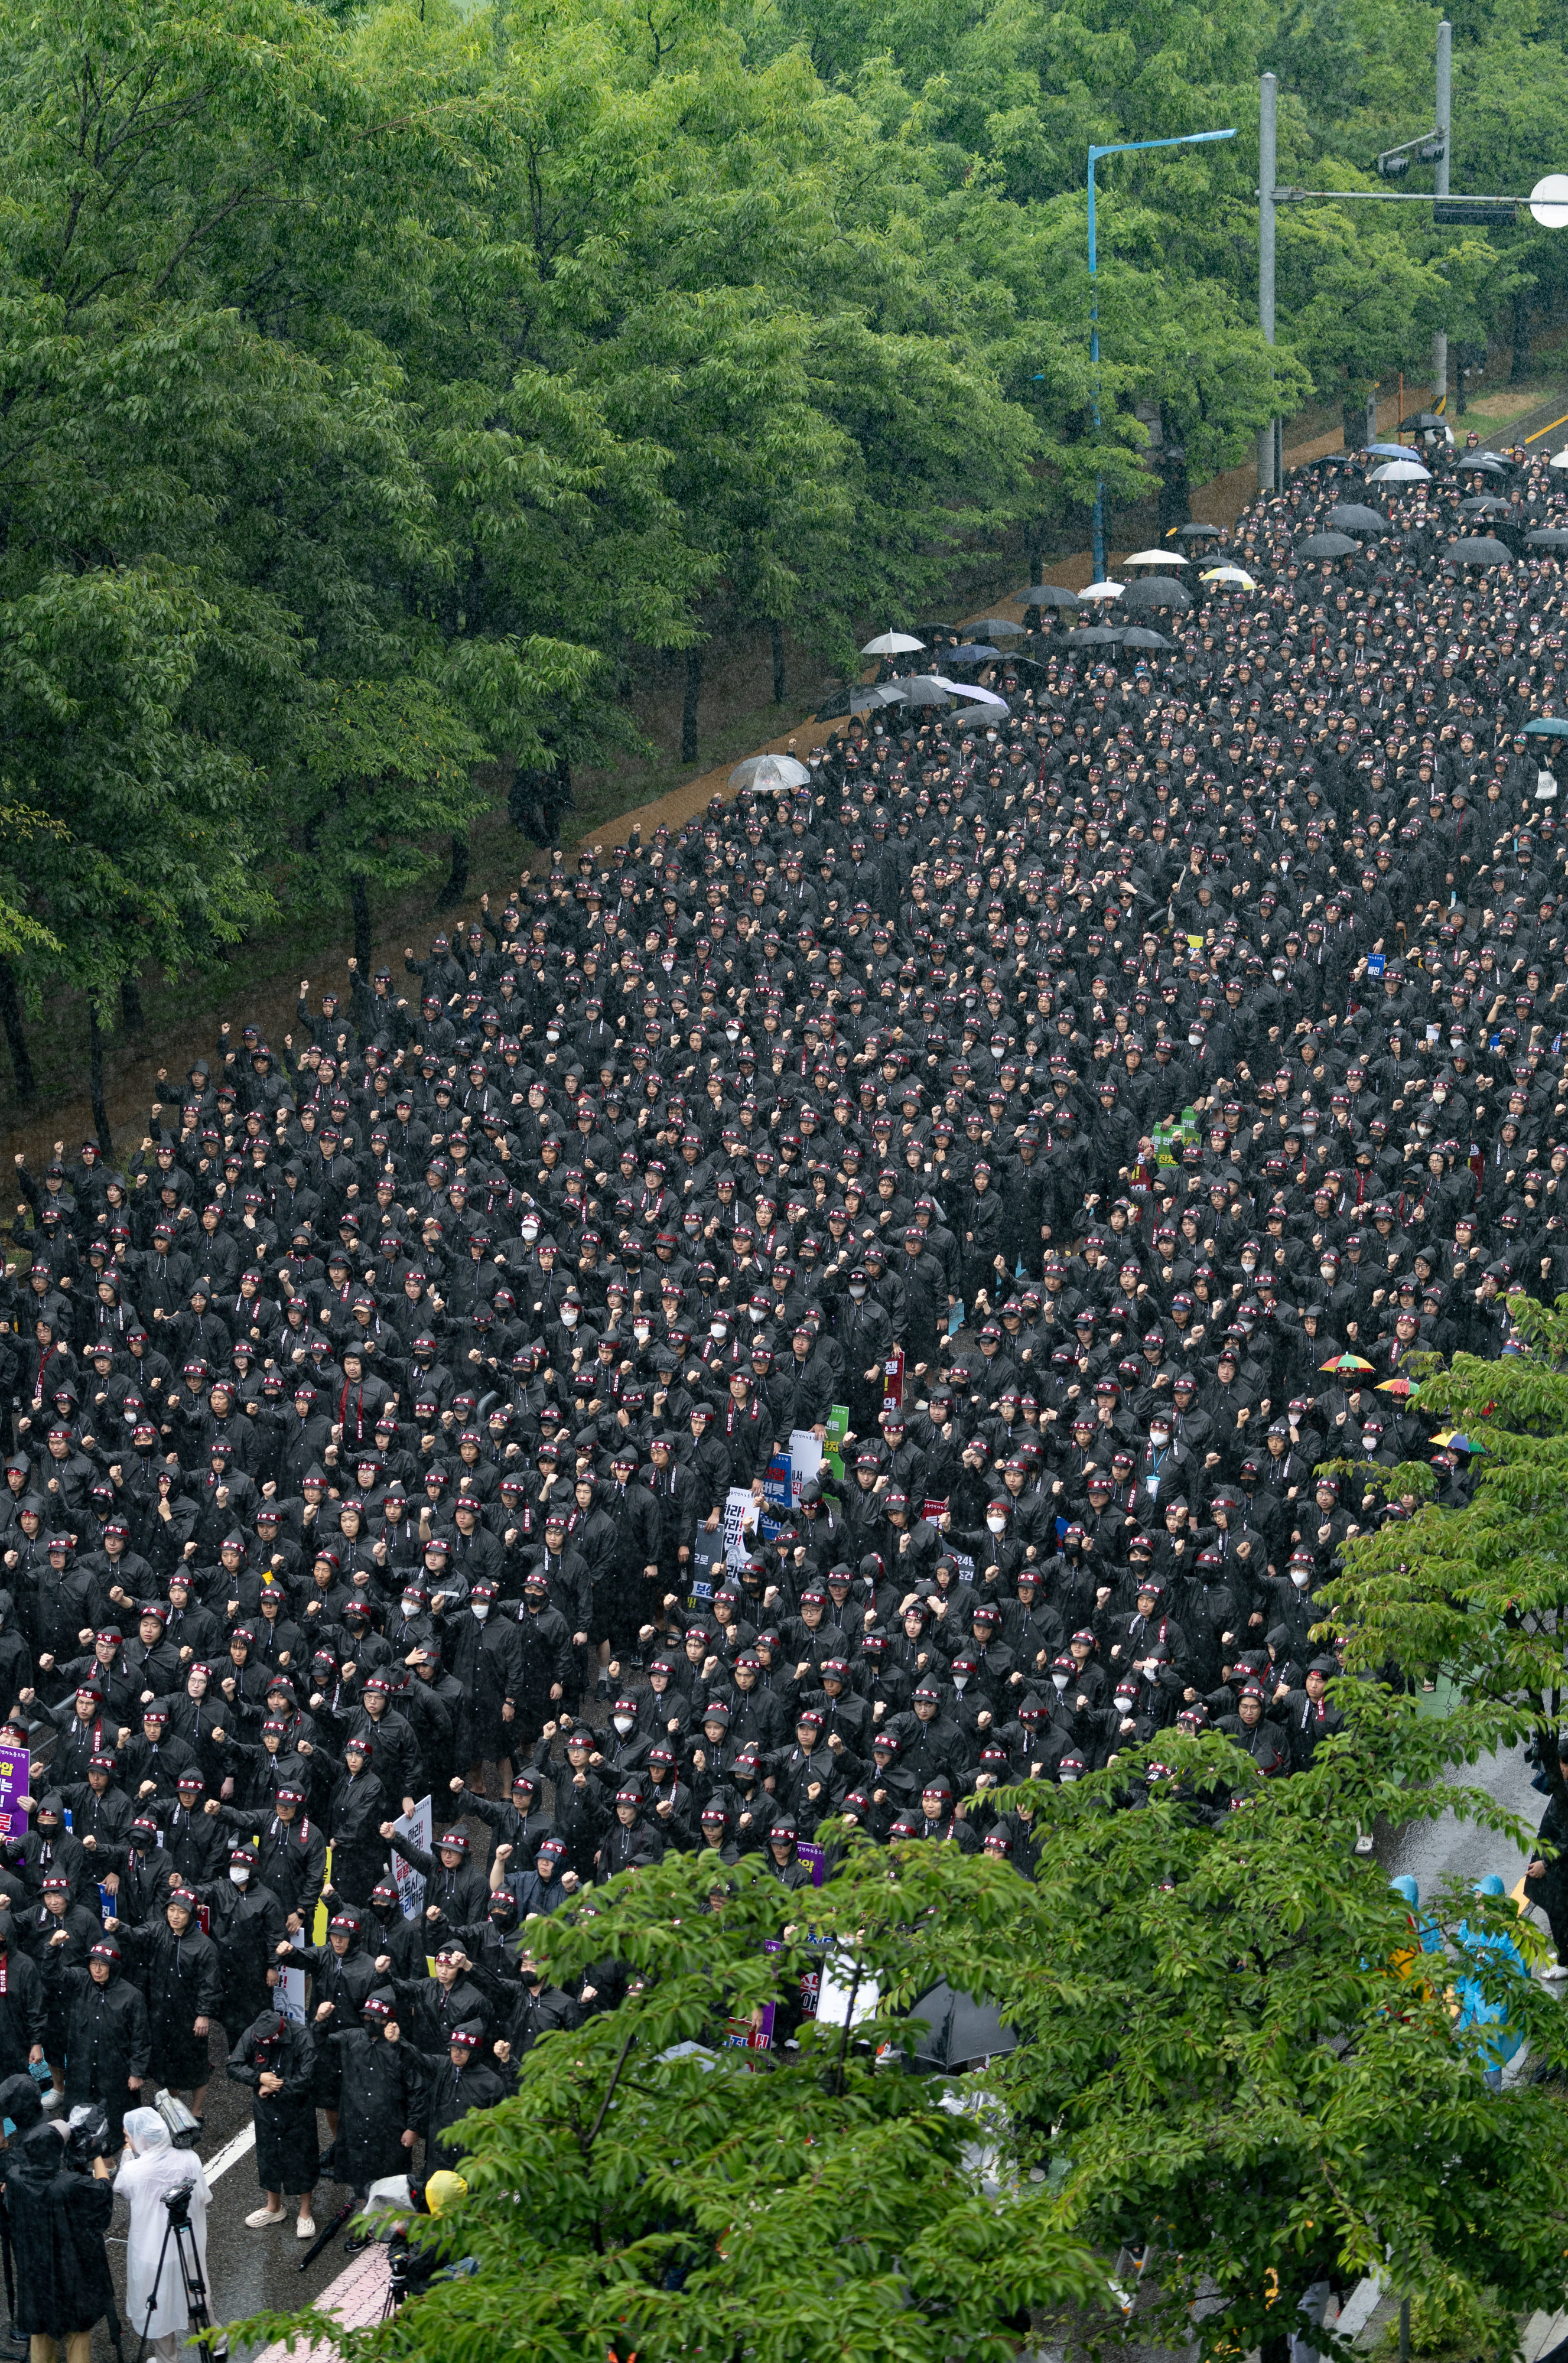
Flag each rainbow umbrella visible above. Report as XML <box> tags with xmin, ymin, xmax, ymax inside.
<box><xmin>1321</xmin><ymin>1352</ymin><xmax>1375</xmax><ymax>1373</ymax></box>
<box><xmin>1376</xmin><ymin>1376</ymin><xmax>1418</xmax><ymax>1399</ymax></box>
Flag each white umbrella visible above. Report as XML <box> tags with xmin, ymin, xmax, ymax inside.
<box><xmin>1200</xmin><ymin>564</ymin><xmax>1257</xmax><ymax>587</ymax></box>
<box><xmin>1548</xmin><ymin>450</ymin><xmax>1568</xmax><ymax>471</ymax></box>
<box><xmin>934</xmin><ymin>678</ymin><xmax>1007</xmax><ymax>710</ymax></box>
<box><xmin>1368</xmin><ymin>459</ymin><xmax>1431</xmax><ymax>483</ymax></box>
<box><xmin>1078</xmin><ymin>580</ymin><xmax>1125</xmax><ymax>600</ymax></box>
<box><xmin>730</xmin><ymin>752</ymin><xmax>811</xmax><ymax>792</ymax></box>
<box><xmin>860</xmin><ymin>631</ymin><xmax>925</xmax><ymax>655</ymax></box>
<box><xmin>1122</xmin><ymin>548</ymin><xmax>1189</xmax><ymax>565</ymax></box>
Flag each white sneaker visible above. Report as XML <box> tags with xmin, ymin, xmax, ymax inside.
<box><xmin>247</xmin><ymin>2206</ymin><xmax>285</xmax><ymax>2228</ymax></box>
<box><xmin>296</xmin><ymin>2216</ymin><xmax>317</xmax><ymax>2240</ymax></box>
<box><xmin>40</xmin><ymin>2089</ymin><xmax>63</xmax><ymax>2114</ymax></box>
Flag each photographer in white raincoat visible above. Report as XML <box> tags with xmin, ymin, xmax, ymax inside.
<box><xmin>115</xmin><ymin>2107</ymin><xmax>213</xmax><ymax>2360</ymax></box>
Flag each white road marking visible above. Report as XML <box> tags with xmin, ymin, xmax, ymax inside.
<box><xmin>204</xmin><ymin>2121</ymin><xmax>256</xmax><ymax>2184</ymax></box>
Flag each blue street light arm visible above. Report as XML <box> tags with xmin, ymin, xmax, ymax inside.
<box><xmin>1087</xmin><ymin>127</ymin><xmax>1237</xmax><ymax>581</ymax></box>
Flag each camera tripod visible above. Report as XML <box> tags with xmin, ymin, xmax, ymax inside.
<box><xmin>135</xmin><ymin>2186</ymin><xmax>227</xmax><ymax>2363</ymax></box>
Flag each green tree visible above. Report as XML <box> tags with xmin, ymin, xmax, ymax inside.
<box><xmin>240</xmin><ymin>1698</ymin><xmax>1568</xmax><ymax>2363</ymax></box>
<box><xmin>1322</xmin><ymin>1302</ymin><xmax>1568</xmax><ymax>1808</ymax></box>
<box><xmin>236</xmin><ymin>1848</ymin><xmax>1102</xmax><ymax>2363</ymax></box>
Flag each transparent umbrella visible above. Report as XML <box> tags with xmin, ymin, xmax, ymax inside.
<box><xmin>1123</xmin><ymin>548</ymin><xmax>1189</xmax><ymax>565</ymax></box>
<box><xmin>860</xmin><ymin>631</ymin><xmax>925</xmax><ymax>655</ymax></box>
<box><xmin>1078</xmin><ymin>580</ymin><xmax>1125</xmax><ymax>600</ymax></box>
<box><xmin>1368</xmin><ymin>459</ymin><xmax>1431</xmax><ymax>484</ymax></box>
<box><xmin>729</xmin><ymin>752</ymin><xmax>812</xmax><ymax>792</ymax></box>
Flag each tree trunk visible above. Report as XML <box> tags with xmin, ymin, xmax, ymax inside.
<box><xmin>682</xmin><ymin>646</ymin><xmax>703</xmax><ymax>765</ymax></box>
<box><xmin>1023</xmin><ymin>546</ymin><xmax>1043</xmax><ymax>628</ymax></box>
<box><xmin>437</xmin><ymin>828</ymin><xmax>470</xmax><ymax>910</ymax></box>
<box><xmin>1342</xmin><ymin>397</ymin><xmax>1367</xmax><ymax>451</ymax></box>
<box><xmin>87</xmin><ymin>1010</ymin><xmax>112</xmax><ymax>1155</ymax></box>
<box><xmin>0</xmin><ymin>959</ymin><xmax>35</xmax><ymax>1101</ymax></box>
<box><xmin>350</xmin><ymin>876</ymin><xmax>373</xmax><ymax>970</ymax></box>
<box><xmin>1512</xmin><ymin>292</ymin><xmax>1532</xmax><ymax>384</ymax></box>
<box><xmin>1156</xmin><ymin>442</ymin><xmax>1190</xmax><ymax>535</ymax></box>
<box><xmin>769</xmin><ymin>620</ymin><xmax>786</xmax><ymax>705</ymax></box>
<box><xmin>119</xmin><ymin>974</ymin><xmax>145</xmax><ymax>1033</ymax></box>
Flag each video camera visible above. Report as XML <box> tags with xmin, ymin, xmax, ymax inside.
<box><xmin>62</xmin><ymin>2107</ymin><xmax>113</xmax><ymax>2171</ymax></box>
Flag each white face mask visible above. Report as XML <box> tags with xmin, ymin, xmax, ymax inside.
<box><xmin>561</xmin><ymin>1307</ymin><xmax>578</xmax><ymax>1328</ymax></box>
<box><xmin>633</xmin><ymin>1322</ymin><xmax>650</xmax><ymax>1342</ymax></box>
<box><xmin>613</xmin><ymin>1714</ymin><xmax>635</xmax><ymax>1735</ymax></box>
<box><xmin>749</xmin><ymin>1304</ymin><xmax>766</xmax><ymax>1323</ymax></box>
<box><xmin>951</xmin><ymin>1674</ymin><xmax>968</xmax><ymax>1694</ymax></box>
<box><xmin>1291</xmin><ymin>1571</ymin><xmax>1310</xmax><ymax>1589</ymax></box>
<box><xmin>711</xmin><ymin>1321</ymin><xmax>727</xmax><ymax>1339</ymax></box>
<box><xmin>986</xmin><ymin>1515</ymin><xmax>1006</xmax><ymax>1535</ymax></box>
<box><xmin>1150</xmin><ymin>1428</ymin><xmax>1170</xmax><ymax>1447</ymax></box>
<box><xmin>401</xmin><ymin>1599</ymin><xmax>419</xmax><ymax>1620</ymax></box>
<box><xmin>471</xmin><ymin>1602</ymin><xmax>490</xmax><ymax>1622</ymax></box>
<box><xmin>229</xmin><ymin>1866</ymin><xmax>251</xmax><ymax>1886</ymax></box>
<box><xmin>848</xmin><ymin>1283</ymin><xmax>867</xmax><ymax>1300</ymax></box>
<box><xmin>521</xmin><ymin>1219</ymin><xmax>539</xmax><ymax>1241</ymax></box>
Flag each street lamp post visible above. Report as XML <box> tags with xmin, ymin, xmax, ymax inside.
<box><xmin>1088</xmin><ymin>126</ymin><xmax>1237</xmax><ymax>582</ymax></box>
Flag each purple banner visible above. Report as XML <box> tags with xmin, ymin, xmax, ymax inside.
<box><xmin>795</xmin><ymin>1841</ymin><xmax>827</xmax><ymax>1888</ymax></box>
<box><xmin>0</xmin><ymin>1748</ymin><xmax>30</xmax><ymax>1843</ymax></box>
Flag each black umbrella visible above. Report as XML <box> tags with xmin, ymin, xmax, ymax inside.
<box><xmin>1296</xmin><ymin>530</ymin><xmax>1361</xmax><ymax>558</ymax></box>
<box><xmin>1121</xmin><ymin>624</ymin><xmax>1172</xmax><ymax>648</ymax></box>
<box><xmin>1458</xmin><ymin>453</ymin><xmax>1510</xmax><ymax>475</ymax></box>
<box><xmin>906</xmin><ymin>1983</ymin><xmax>1017</xmax><ymax>2071</ymax></box>
<box><xmin>1328</xmin><ymin>503</ymin><xmax>1387</xmax><ymax>533</ymax></box>
<box><xmin>1121</xmin><ymin>574</ymin><xmax>1193</xmax><ymax>609</ymax></box>
<box><xmin>1446</xmin><ymin>535</ymin><xmax>1512</xmax><ymax>565</ymax></box>
<box><xmin>968</xmin><ymin>619</ymin><xmax>1025</xmax><ymax>636</ymax></box>
<box><xmin>1007</xmin><ymin>583</ymin><xmax>1079</xmax><ymax>608</ymax></box>
<box><xmin>1458</xmin><ymin>494</ymin><xmax>1514</xmax><ymax>517</ymax></box>
<box><xmin>1174</xmin><ymin>522</ymin><xmax>1222</xmax><ymax>541</ymax></box>
<box><xmin>1065</xmin><ymin>624</ymin><xmax>1124</xmax><ymax>645</ymax></box>
<box><xmin>1527</xmin><ymin>528</ymin><xmax>1568</xmax><ymax>551</ymax></box>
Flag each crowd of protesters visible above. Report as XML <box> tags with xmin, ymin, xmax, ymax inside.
<box><xmin>0</xmin><ymin>428</ymin><xmax>1564</xmax><ymax>2182</ymax></box>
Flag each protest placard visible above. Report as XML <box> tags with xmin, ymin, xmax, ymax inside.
<box><xmin>276</xmin><ymin>1965</ymin><xmax>308</xmax><ymax>2026</ymax></box>
<box><xmin>0</xmin><ymin>1746</ymin><xmax>30</xmax><ymax>1843</ymax></box>
<box><xmin>391</xmin><ymin>1796</ymin><xmax>432</xmax><ymax>1920</ymax></box>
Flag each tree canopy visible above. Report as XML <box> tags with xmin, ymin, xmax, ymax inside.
<box><xmin>238</xmin><ymin>1695</ymin><xmax>1568</xmax><ymax>2363</ymax></box>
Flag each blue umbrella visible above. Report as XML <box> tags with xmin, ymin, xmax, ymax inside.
<box><xmin>1523</xmin><ymin>718</ymin><xmax>1568</xmax><ymax>738</ymax></box>
<box><xmin>946</xmin><ymin>643</ymin><xmax>1002</xmax><ymax>663</ymax></box>
<box><xmin>1365</xmin><ymin>441</ymin><xmax>1413</xmax><ymax>459</ymax></box>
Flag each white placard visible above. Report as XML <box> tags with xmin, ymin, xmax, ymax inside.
<box><xmin>721</xmin><ymin>1486</ymin><xmax>761</xmax><ymax>1568</ymax></box>
<box><xmin>276</xmin><ymin>1964</ymin><xmax>307</xmax><ymax>2026</ymax></box>
<box><xmin>788</xmin><ymin>1431</ymin><xmax>824</xmax><ymax>1505</ymax></box>
<box><xmin>392</xmin><ymin>1795</ymin><xmax>432</xmax><ymax>1921</ymax></box>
